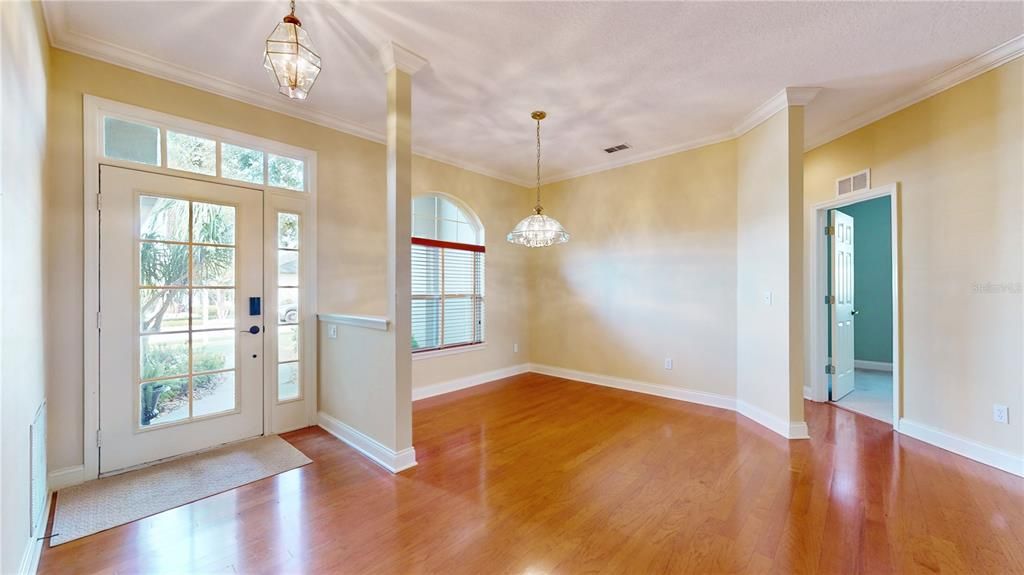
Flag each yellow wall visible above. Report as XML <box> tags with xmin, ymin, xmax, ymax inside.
<box><xmin>530</xmin><ymin>140</ymin><xmax>739</xmax><ymax>398</ymax></box>
<box><xmin>45</xmin><ymin>49</ymin><xmax>532</xmax><ymax>471</ymax></box>
<box><xmin>1</xmin><ymin>1</ymin><xmax>50</xmax><ymax>571</ymax></box>
<box><xmin>736</xmin><ymin>107</ymin><xmax>805</xmax><ymax>429</ymax></box>
<box><xmin>805</xmin><ymin>59</ymin><xmax>1023</xmax><ymax>457</ymax></box>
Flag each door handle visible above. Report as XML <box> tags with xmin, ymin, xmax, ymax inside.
<box><xmin>241</xmin><ymin>325</ymin><xmax>261</xmax><ymax>334</ymax></box>
<box><xmin>850</xmin><ymin>309</ymin><xmax>860</xmax><ymax>316</ymax></box>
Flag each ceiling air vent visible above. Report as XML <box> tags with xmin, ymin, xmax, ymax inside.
<box><xmin>836</xmin><ymin>169</ymin><xmax>870</xmax><ymax>197</ymax></box>
<box><xmin>603</xmin><ymin>143</ymin><xmax>631</xmax><ymax>154</ymax></box>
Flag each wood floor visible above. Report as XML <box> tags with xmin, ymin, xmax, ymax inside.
<box><xmin>39</xmin><ymin>372</ymin><xmax>1024</xmax><ymax>574</ymax></box>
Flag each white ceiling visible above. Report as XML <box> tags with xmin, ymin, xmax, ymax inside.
<box><xmin>44</xmin><ymin>1</ymin><xmax>1022</xmax><ymax>186</ymax></box>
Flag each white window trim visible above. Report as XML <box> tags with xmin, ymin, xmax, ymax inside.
<box><xmin>412</xmin><ymin>342</ymin><xmax>488</xmax><ymax>361</ymax></box>
<box><xmin>81</xmin><ymin>95</ymin><xmax>318</xmax><ymax>484</ymax></box>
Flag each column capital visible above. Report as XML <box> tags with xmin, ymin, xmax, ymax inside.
<box><xmin>379</xmin><ymin>41</ymin><xmax>428</xmax><ymax>76</ymax></box>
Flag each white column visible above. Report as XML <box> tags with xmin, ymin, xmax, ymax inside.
<box><xmin>382</xmin><ymin>42</ymin><xmax>426</xmax><ymax>459</ymax></box>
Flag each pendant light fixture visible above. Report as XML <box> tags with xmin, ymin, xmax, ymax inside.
<box><xmin>507</xmin><ymin>111</ymin><xmax>570</xmax><ymax>248</ymax></box>
<box><xmin>263</xmin><ymin>0</ymin><xmax>321</xmax><ymax>100</ymax></box>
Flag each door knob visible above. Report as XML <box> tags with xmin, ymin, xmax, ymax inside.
<box><xmin>241</xmin><ymin>325</ymin><xmax>261</xmax><ymax>334</ymax></box>
<box><xmin>850</xmin><ymin>309</ymin><xmax>860</xmax><ymax>316</ymax></box>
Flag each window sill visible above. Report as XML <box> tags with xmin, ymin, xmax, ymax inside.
<box><xmin>412</xmin><ymin>343</ymin><xmax>487</xmax><ymax>361</ymax></box>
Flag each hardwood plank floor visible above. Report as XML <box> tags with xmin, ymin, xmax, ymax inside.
<box><xmin>39</xmin><ymin>372</ymin><xmax>1024</xmax><ymax>574</ymax></box>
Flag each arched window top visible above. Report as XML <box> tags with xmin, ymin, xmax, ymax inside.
<box><xmin>412</xmin><ymin>193</ymin><xmax>484</xmax><ymax>246</ymax></box>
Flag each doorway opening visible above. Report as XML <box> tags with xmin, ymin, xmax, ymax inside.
<box><xmin>811</xmin><ymin>183</ymin><xmax>900</xmax><ymax>427</ymax></box>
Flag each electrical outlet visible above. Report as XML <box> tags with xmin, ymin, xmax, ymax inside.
<box><xmin>513</xmin><ymin>343</ymin><xmax>519</xmax><ymax>353</ymax></box>
<box><xmin>327</xmin><ymin>324</ymin><xmax>338</xmax><ymax>339</ymax></box>
<box><xmin>664</xmin><ymin>358</ymin><xmax>673</xmax><ymax>370</ymax></box>
<box><xmin>763</xmin><ymin>291</ymin><xmax>773</xmax><ymax>306</ymax></box>
<box><xmin>993</xmin><ymin>404</ymin><xmax>1009</xmax><ymax>424</ymax></box>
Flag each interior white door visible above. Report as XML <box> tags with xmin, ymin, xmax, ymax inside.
<box><xmin>830</xmin><ymin>209</ymin><xmax>856</xmax><ymax>401</ymax></box>
<box><xmin>99</xmin><ymin>166</ymin><xmax>264</xmax><ymax>473</ymax></box>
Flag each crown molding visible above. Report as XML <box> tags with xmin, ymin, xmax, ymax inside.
<box><xmin>732</xmin><ymin>86</ymin><xmax>822</xmax><ymax>138</ymax></box>
<box><xmin>543</xmin><ymin>86</ymin><xmax>819</xmax><ymax>185</ymax></box>
<box><xmin>38</xmin><ymin>2</ymin><xmax>1023</xmax><ymax>188</ymax></box>
<box><xmin>806</xmin><ymin>33</ymin><xmax>1024</xmax><ymax>150</ymax></box>
<box><xmin>379</xmin><ymin>41</ymin><xmax>429</xmax><ymax>75</ymax></box>
<box><xmin>541</xmin><ymin>130</ymin><xmax>734</xmax><ymax>185</ymax></box>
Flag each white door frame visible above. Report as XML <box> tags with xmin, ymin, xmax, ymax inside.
<box><xmin>80</xmin><ymin>95</ymin><xmax>318</xmax><ymax>482</ymax></box>
<box><xmin>808</xmin><ymin>183</ymin><xmax>901</xmax><ymax>429</ymax></box>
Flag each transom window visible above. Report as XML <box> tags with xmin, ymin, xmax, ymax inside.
<box><xmin>411</xmin><ymin>195</ymin><xmax>485</xmax><ymax>353</ymax></box>
<box><xmin>102</xmin><ymin>115</ymin><xmax>307</xmax><ymax>192</ymax></box>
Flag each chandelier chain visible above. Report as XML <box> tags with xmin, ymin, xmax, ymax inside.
<box><xmin>535</xmin><ymin>118</ymin><xmax>542</xmax><ymax>212</ymax></box>
<box><xmin>290</xmin><ymin>0</ymin><xmax>296</xmax><ymax>15</ymax></box>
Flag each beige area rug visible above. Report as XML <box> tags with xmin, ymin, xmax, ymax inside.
<box><xmin>50</xmin><ymin>435</ymin><xmax>311</xmax><ymax>546</ymax></box>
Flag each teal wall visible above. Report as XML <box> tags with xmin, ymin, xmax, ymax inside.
<box><xmin>834</xmin><ymin>196</ymin><xmax>893</xmax><ymax>363</ymax></box>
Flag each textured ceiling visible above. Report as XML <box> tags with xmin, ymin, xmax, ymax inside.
<box><xmin>44</xmin><ymin>1</ymin><xmax>1022</xmax><ymax>185</ymax></box>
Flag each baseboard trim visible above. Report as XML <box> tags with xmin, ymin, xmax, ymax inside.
<box><xmin>529</xmin><ymin>363</ymin><xmax>737</xmax><ymax>412</ymax></box>
<box><xmin>898</xmin><ymin>418</ymin><xmax>1023</xmax><ymax>478</ymax></box>
<box><xmin>412</xmin><ymin>363</ymin><xmax>530</xmax><ymax>401</ymax></box>
<box><xmin>18</xmin><ymin>486</ymin><xmax>51</xmax><ymax>575</ymax></box>
<box><xmin>854</xmin><ymin>360</ymin><xmax>893</xmax><ymax>372</ymax></box>
<box><xmin>735</xmin><ymin>400</ymin><xmax>811</xmax><ymax>439</ymax></box>
<box><xmin>48</xmin><ymin>464</ymin><xmax>88</xmax><ymax>491</ymax></box>
<box><xmin>318</xmin><ymin>412</ymin><xmax>417</xmax><ymax>474</ymax></box>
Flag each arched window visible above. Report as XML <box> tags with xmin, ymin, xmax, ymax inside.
<box><xmin>411</xmin><ymin>194</ymin><xmax>485</xmax><ymax>352</ymax></box>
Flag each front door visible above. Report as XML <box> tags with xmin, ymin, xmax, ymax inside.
<box><xmin>830</xmin><ymin>209</ymin><xmax>856</xmax><ymax>401</ymax></box>
<box><xmin>98</xmin><ymin>166</ymin><xmax>264</xmax><ymax>473</ymax></box>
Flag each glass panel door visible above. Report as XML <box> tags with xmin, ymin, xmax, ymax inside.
<box><xmin>99</xmin><ymin>166</ymin><xmax>264</xmax><ymax>474</ymax></box>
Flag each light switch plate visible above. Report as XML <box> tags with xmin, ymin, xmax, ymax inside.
<box><xmin>763</xmin><ymin>291</ymin><xmax>773</xmax><ymax>306</ymax></box>
<box><xmin>664</xmin><ymin>358</ymin><xmax>673</xmax><ymax>370</ymax></box>
<box><xmin>327</xmin><ymin>324</ymin><xmax>338</xmax><ymax>339</ymax></box>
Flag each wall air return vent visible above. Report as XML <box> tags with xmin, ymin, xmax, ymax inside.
<box><xmin>603</xmin><ymin>143</ymin><xmax>631</xmax><ymax>154</ymax></box>
<box><xmin>836</xmin><ymin>169</ymin><xmax>870</xmax><ymax>197</ymax></box>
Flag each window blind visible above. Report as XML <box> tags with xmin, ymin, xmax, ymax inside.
<box><xmin>412</xmin><ymin>238</ymin><xmax>485</xmax><ymax>352</ymax></box>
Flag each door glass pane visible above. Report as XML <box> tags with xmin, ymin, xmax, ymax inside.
<box><xmin>278</xmin><ymin>288</ymin><xmax>298</xmax><ymax>324</ymax></box>
<box><xmin>268</xmin><ymin>154</ymin><xmax>304</xmax><ymax>191</ymax></box>
<box><xmin>278</xmin><ymin>325</ymin><xmax>299</xmax><ymax>362</ymax></box>
<box><xmin>190</xmin><ymin>289</ymin><xmax>235</xmax><ymax>330</ymax></box>
<box><xmin>140</xmin><ymin>289</ymin><xmax>189</xmax><ymax>333</ymax></box>
<box><xmin>278</xmin><ymin>362</ymin><xmax>299</xmax><ymax>401</ymax></box>
<box><xmin>193</xmin><ymin>203</ymin><xmax>236</xmax><ymax>245</ymax></box>
<box><xmin>140</xmin><ymin>243</ymin><xmax>190</xmax><ymax>286</ymax></box>
<box><xmin>140</xmin><ymin>333</ymin><xmax>189</xmax><ymax>380</ymax></box>
<box><xmin>221</xmin><ymin>143</ymin><xmax>264</xmax><ymax>184</ymax></box>
<box><xmin>278</xmin><ymin>213</ymin><xmax>299</xmax><ymax>248</ymax></box>
<box><xmin>278</xmin><ymin>250</ymin><xmax>298</xmax><ymax>286</ymax></box>
<box><xmin>192</xmin><ymin>330</ymin><xmax>235</xmax><ymax>373</ymax></box>
<box><xmin>105</xmin><ymin>117</ymin><xmax>160</xmax><ymax>166</ymax></box>
<box><xmin>193</xmin><ymin>246</ymin><xmax>235</xmax><ymax>286</ymax></box>
<box><xmin>140</xmin><ymin>196</ymin><xmax>189</xmax><ymax>241</ymax></box>
<box><xmin>167</xmin><ymin>131</ymin><xmax>216</xmax><ymax>176</ymax></box>
<box><xmin>193</xmin><ymin>371</ymin><xmax>236</xmax><ymax>417</ymax></box>
<box><xmin>137</xmin><ymin>197</ymin><xmax>240</xmax><ymax>428</ymax></box>
<box><xmin>140</xmin><ymin>379</ymin><xmax>189</xmax><ymax>427</ymax></box>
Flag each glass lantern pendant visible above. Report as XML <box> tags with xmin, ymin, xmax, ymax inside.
<box><xmin>507</xmin><ymin>111</ymin><xmax>570</xmax><ymax>248</ymax></box>
<box><xmin>263</xmin><ymin>0</ymin><xmax>321</xmax><ymax>100</ymax></box>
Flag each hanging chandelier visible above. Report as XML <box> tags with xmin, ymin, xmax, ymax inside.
<box><xmin>263</xmin><ymin>0</ymin><xmax>321</xmax><ymax>100</ymax></box>
<box><xmin>507</xmin><ymin>111</ymin><xmax>570</xmax><ymax>248</ymax></box>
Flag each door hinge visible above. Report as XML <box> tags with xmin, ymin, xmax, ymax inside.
<box><xmin>96</xmin><ymin>429</ymin><xmax>103</xmax><ymax>448</ymax></box>
<box><xmin>96</xmin><ymin>193</ymin><xmax>102</xmax><ymax>211</ymax></box>
<box><xmin>825</xmin><ymin>295</ymin><xmax>836</xmax><ymax>305</ymax></box>
<box><xmin>825</xmin><ymin>364</ymin><xmax>836</xmax><ymax>375</ymax></box>
<box><xmin>824</xmin><ymin>225</ymin><xmax>835</xmax><ymax>236</ymax></box>
<box><xmin>96</xmin><ymin>311</ymin><xmax>102</xmax><ymax>330</ymax></box>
